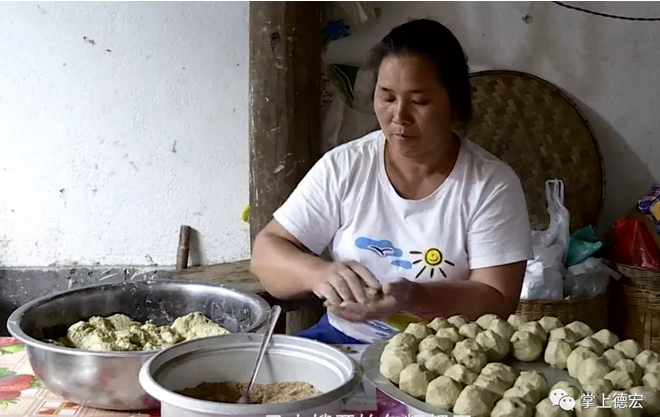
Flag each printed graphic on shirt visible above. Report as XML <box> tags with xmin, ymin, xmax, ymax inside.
<box><xmin>354</xmin><ymin>237</ymin><xmax>454</xmax><ymax>280</ymax></box>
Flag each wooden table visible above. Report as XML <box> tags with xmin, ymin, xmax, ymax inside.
<box><xmin>171</xmin><ymin>260</ymin><xmax>324</xmax><ymax>335</ymax></box>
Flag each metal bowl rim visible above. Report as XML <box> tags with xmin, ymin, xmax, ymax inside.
<box><xmin>6</xmin><ymin>279</ymin><xmax>271</xmax><ymax>357</ymax></box>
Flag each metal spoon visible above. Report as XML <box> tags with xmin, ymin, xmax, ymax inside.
<box><xmin>237</xmin><ymin>304</ymin><xmax>282</xmax><ymax>404</ymax></box>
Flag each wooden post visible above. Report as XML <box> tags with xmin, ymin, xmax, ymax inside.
<box><xmin>248</xmin><ymin>1</ymin><xmax>323</xmax><ymax>247</ymax></box>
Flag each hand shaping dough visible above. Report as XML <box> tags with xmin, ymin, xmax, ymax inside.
<box><xmin>510</xmin><ymin>330</ymin><xmax>543</xmax><ymax>362</ymax></box>
<box><xmin>404</xmin><ymin>322</ymin><xmax>433</xmax><ymax>340</ymax></box>
<box><xmin>635</xmin><ymin>349</ymin><xmax>660</xmax><ymax>371</ymax></box>
<box><xmin>491</xmin><ymin>397</ymin><xmax>532</xmax><ymax>417</ymax></box>
<box><xmin>514</xmin><ymin>370</ymin><xmax>549</xmax><ymax>396</ymax></box>
<box><xmin>577</xmin><ymin>356</ymin><xmax>611</xmax><ymax>385</ymax></box>
<box><xmin>604</xmin><ymin>369</ymin><xmax>635</xmax><ymax>390</ymax></box>
<box><xmin>399</xmin><ymin>364</ymin><xmax>434</xmax><ymax>399</ymax></box>
<box><xmin>544</xmin><ymin>339</ymin><xmax>572</xmax><ymax>369</ymax></box>
<box><xmin>444</xmin><ymin>363</ymin><xmax>478</xmax><ymax>385</ymax></box>
<box><xmin>567</xmin><ymin>346</ymin><xmax>598</xmax><ymax>378</ymax></box>
<box><xmin>551</xmin><ymin>381</ymin><xmax>581</xmax><ymax>400</ymax></box>
<box><xmin>447</xmin><ymin>315</ymin><xmax>469</xmax><ymax>329</ymax></box>
<box><xmin>459</xmin><ymin>322</ymin><xmax>483</xmax><ymax>339</ymax></box>
<box><xmin>416</xmin><ymin>347</ymin><xmax>441</xmax><ymax>366</ymax></box>
<box><xmin>503</xmin><ymin>383</ymin><xmax>541</xmax><ymax>406</ymax></box>
<box><xmin>518</xmin><ymin>321</ymin><xmax>548</xmax><ymax>343</ymax></box>
<box><xmin>603</xmin><ymin>348</ymin><xmax>628</xmax><ymax>368</ymax></box>
<box><xmin>592</xmin><ymin>328</ymin><xmax>620</xmax><ymax>349</ymax></box>
<box><xmin>582</xmin><ymin>379</ymin><xmax>613</xmax><ymax>399</ymax></box>
<box><xmin>549</xmin><ymin>327</ymin><xmax>580</xmax><ymax>347</ymax></box>
<box><xmin>644</xmin><ymin>372</ymin><xmax>660</xmax><ymax>389</ymax></box>
<box><xmin>536</xmin><ymin>397</ymin><xmax>571</xmax><ymax>417</ymax></box>
<box><xmin>385</xmin><ymin>332</ymin><xmax>419</xmax><ymax>351</ymax></box>
<box><xmin>614</xmin><ymin>359</ymin><xmax>643</xmax><ymax>384</ymax></box>
<box><xmin>474</xmin><ymin>375</ymin><xmax>510</xmax><ymax>399</ymax></box>
<box><xmin>480</xmin><ymin>362</ymin><xmax>517</xmax><ymax>385</ymax></box>
<box><xmin>428</xmin><ymin>317</ymin><xmax>454</xmax><ymax>332</ymax></box>
<box><xmin>419</xmin><ymin>335</ymin><xmax>454</xmax><ymax>354</ymax></box>
<box><xmin>453</xmin><ymin>384</ymin><xmax>495</xmax><ymax>417</ymax></box>
<box><xmin>538</xmin><ymin>316</ymin><xmax>563</xmax><ymax>333</ymax></box>
<box><xmin>475</xmin><ymin>330</ymin><xmax>509</xmax><ymax>361</ymax></box>
<box><xmin>488</xmin><ymin>318</ymin><xmax>515</xmax><ymax>341</ymax></box>
<box><xmin>565</xmin><ymin>321</ymin><xmax>594</xmax><ymax>340</ymax></box>
<box><xmin>476</xmin><ymin>313</ymin><xmax>499</xmax><ymax>329</ymax></box>
<box><xmin>436</xmin><ymin>327</ymin><xmax>463</xmax><ymax>343</ymax></box>
<box><xmin>380</xmin><ymin>349</ymin><xmax>415</xmax><ymax>384</ymax></box>
<box><xmin>424</xmin><ymin>351</ymin><xmax>455</xmax><ymax>375</ymax></box>
<box><xmin>629</xmin><ymin>385</ymin><xmax>660</xmax><ymax>416</ymax></box>
<box><xmin>507</xmin><ymin>314</ymin><xmax>527</xmax><ymax>328</ymax></box>
<box><xmin>577</xmin><ymin>336</ymin><xmax>605</xmax><ymax>356</ymax></box>
<box><xmin>614</xmin><ymin>339</ymin><xmax>642</xmax><ymax>359</ymax></box>
<box><xmin>425</xmin><ymin>375</ymin><xmax>463</xmax><ymax>410</ymax></box>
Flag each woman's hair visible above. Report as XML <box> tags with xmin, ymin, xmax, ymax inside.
<box><xmin>368</xmin><ymin>19</ymin><xmax>472</xmax><ymax>123</ymax></box>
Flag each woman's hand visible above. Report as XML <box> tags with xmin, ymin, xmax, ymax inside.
<box><xmin>311</xmin><ymin>261</ymin><xmax>381</xmax><ymax>306</ymax></box>
<box><xmin>328</xmin><ymin>278</ymin><xmax>418</xmax><ymax>322</ymax></box>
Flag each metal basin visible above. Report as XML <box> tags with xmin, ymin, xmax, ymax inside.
<box><xmin>6</xmin><ymin>279</ymin><xmax>270</xmax><ymax>411</ymax></box>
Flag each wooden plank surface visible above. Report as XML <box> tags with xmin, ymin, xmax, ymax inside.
<box><xmin>172</xmin><ymin>260</ymin><xmax>264</xmax><ymax>293</ymax></box>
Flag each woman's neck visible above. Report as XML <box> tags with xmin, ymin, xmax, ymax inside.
<box><xmin>385</xmin><ymin>133</ymin><xmax>461</xmax><ymax>182</ymax></box>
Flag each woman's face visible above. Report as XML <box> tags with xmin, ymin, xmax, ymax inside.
<box><xmin>374</xmin><ymin>54</ymin><xmax>455</xmax><ymax>159</ymax></box>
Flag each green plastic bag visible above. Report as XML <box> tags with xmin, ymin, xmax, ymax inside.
<box><xmin>566</xmin><ymin>225</ymin><xmax>603</xmax><ymax>267</ymax></box>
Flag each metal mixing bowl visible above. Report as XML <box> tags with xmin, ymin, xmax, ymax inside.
<box><xmin>6</xmin><ymin>279</ymin><xmax>270</xmax><ymax>411</ymax></box>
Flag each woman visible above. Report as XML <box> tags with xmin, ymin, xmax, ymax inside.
<box><xmin>250</xmin><ymin>19</ymin><xmax>533</xmax><ymax>344</ymax></box>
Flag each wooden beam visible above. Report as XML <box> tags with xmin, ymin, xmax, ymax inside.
<box><xmin>248</xmin><ymin>1</ymin><xmax>323</xmax><ymax>247</ymax></box>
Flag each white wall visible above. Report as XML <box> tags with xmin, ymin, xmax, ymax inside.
<box><xmin>325</xmin><ymin>1</ymin><xmax>660</xmax><ymax>237</ymax></box>
<box><xmin>0</xmin><ymin>2</ymin><xmax>250</xmax><ymax>267</ymax></box>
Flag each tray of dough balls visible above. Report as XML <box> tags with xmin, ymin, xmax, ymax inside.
<box><xmin>361</xmin><ymin>314</ymin><xmax>660</xmax><ymax>417</ymax></box>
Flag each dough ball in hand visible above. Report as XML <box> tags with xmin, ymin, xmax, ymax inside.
<box><xmin>614</xmin><ymin>339</ymin><xmax>642</xmax><ymax>359</ymax></box>
<box><xmin>436</xmin><ymin>327</ymin><xmax>463</xmax><ymax>343</ymax></box>
<box><xmin>459</xmin><ymin>322</ymin><xmax>483</xmax><ymax>339</ymax></box>
<box><xmin>629</xmin><ymin>385</ymin><xmax>660</xmax><ymax>416</ymax></box>
<box><xmin>538</xmin><ymin>316</ymin><xmax>563</xmax><ymax>333</ymax></box>
<box><xmin>566</xmin><ymin>320</ymin><xmax>594</xmax><ymax>340</ymax></box>
<box><xmin>476</xmin><ymin>313</ymin><xmax>499</xmax><ymax>329</ymax></box>
<box><xmin>480</xmin><ymin>362</ymin><xmax>517</xmax><ymax>385</ymax></box>
<box><xmin>536</xmin><ymin>397</ymin><xmax>571</xmax><ymax>417</ymax></box>
<box><xmin>644</xmin><ymin>372</ymin><xmax>660</xmax><ymax>389</ymax></box>
<box><xmin>385</xmin><ymin>332</ymin><xmax>419</xmax><ymax>351</ymax></box>
<box><xmin>604</xmin><ymin>369</ymin><xmax>636</xmax><ymax>390</ymax></box>
<box><xmin>424</xmin><ymin>351</ymin><xmax>454</xmax><ymax>375</ymax></box>
<box><xmin>592</xmin><ymin>328</ymin><xmax>620</xmax><ymax>349</ymax></box>
<box><xmin>603</xmin><ymin>348</ymin><xmax>628</xmax><ymax>368</ymax></box>
<box><xmin>453</xmin><ymin>384</ymin><xmax>495</xmax><ymax>417</ymax></box>
<box><xmin>614</xmin><ymin>358</ymin><xmax>643</xmax><ymax>384</ymax></box>
<box><xmin>475</xmin><ymin>330</ymin><xmax>509</xmax><ymax>361</ymax></box>
<box><xmin>507</xmin><ymin>313</ymin><xmax>527</xmax><ymax>328</ymax></box>
<box><xmin>419</xmin><ymin>335</ymin><xmax>454</xmax><ymax>354</ymax></box>
<box><xmin>428</xmin><ymin>317</ymin><xmax>454</xmax><ymax>332</ymax></box>
<box><xmin>444</xmin><ymin>363</ymin><xmax>478</xmax><ymax>385</ymax></box>
<box><xmin>549</xmin><ymin>327</ymin><xmax>580</xmax><ymax>347</ymax></box>
<box><xmin>510</xmin><ymin>330</ymin><xmax>543</xmax><ymax>362</ymax></box>
<box><xmin>488</xmin><ymin>318</ymin><xmax>515</xmax><ymax>341</ymax></box>
<box><xmin>491</xmin><ymin>397</ymin><xmax>533</xmax><ymax>417</ymax></box>
<box><xmin>545</xmin><ymin>338</ymin><xmax>573</xmax><ymax>369</ymax></box>
<box><xmin>425</xmin><ymin>375</ymin><xmax>463</xmax><ymax>410</ymax></box>
<box><xmin>379</xmin><ymin>349</ymin><xmax>414</xmax><ymax>384</ymax></box>
<box><xmin>447</xmin><ymin>315</ymin><xmax>469</xmax><ymax>329</ymax></box>
<box><xmin>474</xmin><ymin>374</ymin><xmax>510</xmax><ymax>400</ymax></box>
<box><xmin>577</xmin><ymin>356</ymin><xmax>611</xmax><ymax>386</ymax></box>
<box><xmin>577</xmin><ymin>336</ymin><xmax>605</xmax><ymax>356</ymax></box>
<box><xmin>399</xmin><ymin>363</ymin><xmax>434</xmax><ymax>400</ymax></box>
<box><xmin>404</xmin><ymin>322</ymin><xmax>433</xmax><ymax>340</ymax></box>
<box><xmin>567</xmin><ymin>346</ymin><xmax>598</xmax><ymax>378</ymax></box>
<box><xmin>454</xmin><ymin>346</ymin><xmax>488</xmax><ymax>374</ymax></box>
<box><xmin>514</xmin><ymin>370</ymin><xmax>549</xmax><ymax>396</ymax></box>
<box><xmin>582</xmin><ymin>378</ymin><xmax>613</xmax><ymax>399</ymax></box>
<box><xmin>635</xmin><ymin>349</ymin><xmax>660</xmax><ymax>371</ymax></box>
<box><xmin>518</xmin><ymin>321</ymin><xmax>548</xmax><ymax>343</ymax></box>
<box><xmin>503</xmin><ymin>383</ymin><xmax>541</xmax><ymax>406</ymax></box>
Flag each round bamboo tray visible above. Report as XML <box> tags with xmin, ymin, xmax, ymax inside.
<box><xmin>516</xmin><ymin>291</ymin><xmax>609</xmax><ymax>331</ymax></box>
<box><xmin>610</xmin><ymin>263</ymin><xmax>660</xmax><ymax>350</ymax></box>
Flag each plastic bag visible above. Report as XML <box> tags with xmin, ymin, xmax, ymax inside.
<box><xmin>566</xmin><ymin>225</ymin><xmax>603</xmax><ymax>267</ymax></box>
<box><xmin>610</xmin><ymin>217</ymin><xmax>660</xmax><ymax>269</ymax></box>
<box><xmin>322</xmin><ymin>2</ymin><xmax>379</xmax><ymax>46</ymax></box>
<box><xmin>521</xmin><ymin>179</ymin><xmax>570</xmax><ymax>300</ymax></box>
<box><xmin>563</xmin><ymin>257</ymin><xmax>620</xmax><ymax>298</ymax></box>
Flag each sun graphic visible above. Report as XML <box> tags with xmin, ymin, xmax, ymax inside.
<box><xmin>410</xmin><ymin>247</ymin><xmax>455</xmax><ymax>279</ymax></box>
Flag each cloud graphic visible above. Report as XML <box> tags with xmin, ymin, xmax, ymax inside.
<box><xmin>391</xmin><ymin>260</ymin><xmax>413</xmax><ymax>270</ymax></box>
<box><xmin>355</xmin><ymin>237</ymin><xmax>403</xmax><ymax>258</ymax></box>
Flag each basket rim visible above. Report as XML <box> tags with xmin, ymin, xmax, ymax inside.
<box><xmin>517</xmin><ymin>292</ymin><xmax>608</xmax><ymax>305</ymax></box>
<box><xmin>612</xmin><ymin>262</ymin><xmax>660</xmax><ymax>272</ymax></box>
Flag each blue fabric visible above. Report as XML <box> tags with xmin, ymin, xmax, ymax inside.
<box><xmin>296</xmin><ymin>314</ymin><xmax>367</xmax><ymax>344</ymax></box>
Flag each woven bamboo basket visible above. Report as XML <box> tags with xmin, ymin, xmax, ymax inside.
<box><xmin>465</xmin><ymin>70</ymin><xmax>608</xmax><ymax>326</ymax></box>
<box><xmin>610</xmin><ymin>263</ymin><xmax>660</xmax><ymax>350</ymax></box>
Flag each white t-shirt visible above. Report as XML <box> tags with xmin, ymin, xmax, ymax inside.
<box><xmin>273</xmin><ymin>130</ymin><xmax>533</xmax><ymax>342</ymax></box>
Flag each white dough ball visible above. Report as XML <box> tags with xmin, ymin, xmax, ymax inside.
<box><xmin>503</xmin><ymin>383</ymin><xmax>541</xmax><ymax>406</ymax></box>
<box><xmin>629</xmin><ymin>385</ymin><xmax>660</xmax><ymax>416</ymax></box>
<box><xmin>424</xmin><ymin>351</ymin><xmax>455</xmax><ymax>375</ymax></box>
<box><xmin>399</xmin><ymin>363</ymin><xmax>434</xmax><ymax>399</ymax></box>
<box><xmin>604</xmin><ymin>370</ymin><xmax>636</xmax><ymax>390</ymax></box>
<box><xmin>644</xmin><ymin>372</ymin><xmax>660</xmax><ymax>389</ymax></box>
<box><xmin>474</xmin><ymin>374</ymin><xmax>510</xmax><ymax>399</ymax></box>
<box><xmin>567</xmin><ymin>346</ymin><xmax>598</xmax><ymax>378</ymax></box>
<box><xmin>538</xmin><ymin>316</ymin><xmax>563</xmax><ymax>333</ymax></box>
<box><xmin>507</xmin><ymin>313</ymin><xmax>527</xmax><ymax>328</ymax></box>
<box><xmin>475</xmin><ymin>330</ymin><xmax>509</xmax><ymax>361</ymax></box>
<box><xmin>577</xmin><ymin>356</ymin><xmax>612</xmax><ymax>385</ymax></box>
<box><xmin>549</xmin><ymin>327</ymin><xmax>580</xmax><ymax>347</ymax></box>
<box><xmin>518</xmin><ymin>321</ymin><xmax>548</xmax><ymax>343</ymax></box>
<box><xmin>514</xmin><ymin>370</ymin><xmax>549</xmax><ymax>396</ymax></box>
<box><xmin>416</xmin><ymin>347</ymin><xmax>441</xmax><ymax>365</ymax></box>
<box><xmin>459</xmin><ymin>322</ymin><xmax>483</xmax><ymax>339</ymax></box>
<box><xmin>452</xmin><ymin>338</ymin><xmax>483</xmax><ymax>355</ymax></box>
<box><xmin>476</xmin><ymin>313</ymin><xmax>499</xmax><ymax>329</ymax></box>
<box><xmin>436</xmin><ymin>327</ymin><xmax>464</xmax><ymax>343</ymax></box>
<box><xmin>551</xmin><ymin>381</ymin><xmax>581</xmax><ymax>400</ymax></box>
<box><xmin>582</xmin><ymin>378</ymin><xmax>613</xmax><ymax>400</ymax></box>
<box><xmin>488</xmin><ymin>318</ymin><xmax>515</xmax><ymax>341</ymax></box>
<box><xmin>385</xmin><ymin>332</ymin><xmax>419</xmax><ymax>351</ymax></box>
<box><xmin>404</xmin><ymin>322</ymin><xmax>433</xmax><ymax>340</ymax></box>
<box><xmin>447</xmin><ymin>315</ymin><xmax>469</xmax><ymax>329</ymax></box>
<box><xmin>614</xmin><ymin>358</ymin><xmax>643</xmax><ymax>384</ymax></box>
<box><xmin>603</xmin><ymin>348</ymin><xmax>628</xmax><ymax>368</ymax></box>
<box><xmin>614</xmin><ymin>339</ymin><xmax>642</xmax><ymax>359</ymax></box>
<box><xmin>577</xmin><ymin>336</ymin><xmax>605</xmax><ymax>356</ymax></box>
<box><xmin>453</xmin><ymin>384</ymin><xmax>495</xmax><ymax>417</ymax></box>
<box><xmin>635</xmin><ymin>349</ymin><xmax>660</xmax><ymax>371</ymax></box>
<box><xmin>575</xmin><ymin>400</ymin><xmax>610</xmax><ymax>417</ymax></box>
<box><xmin>566</xmin><ymin>321</ymin><xmax>594</xmax><ymax>340</ymax></box>
<box><xmin>545</xmin><ymin>338</ymin><xmax>572</xmax><ymax>369</ymax></box>
<box><xmin>419</xmin><ymin>335</ymin><xmax>454</xmax><ymax>354</ymax></box>
<box><xmin>491</xmin><ymin>397</ymin><xmax>533</xmax><ymax>417</ymax></box>
<box><xmin>536</xmin><ymin>397</ymin><xmax>571</xmax><ymax>417</ymax></box>
<box><xmin>607</xmin><ymin>390</ymin><xmax>642</xmax><ymax>417</ymax></box>
<box><xmin>428</xmin><ymin>317</ymin><xmax>454</xmax><ymax>332</ymax></box>
<box><xmin>425</xmin><ymin>375</ymin><xmax>463</xmax><ymax>410</ymax></box>
<box><xmin>510</xmin><ymin>330</ymin><xmax>543</xmax><ymax>362</ymax></box>
<box><xmin>592</xmin><ymin>328</ymin><xmax>620</xmax><ymax>349</ymax></box>
<box><xmin>444</xmin><ymin>363</ymin><xmax>478</xmax><ymax>385</ymax></box>
<box><xmin>379</xmin><ymin>349</ymin><xmax>415</xmax><ymax>384</ymax></box>
<box><xmin>480</xmin><ymin>362</ymin><xmax>517</xmax><ymax>385</ymax></box>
